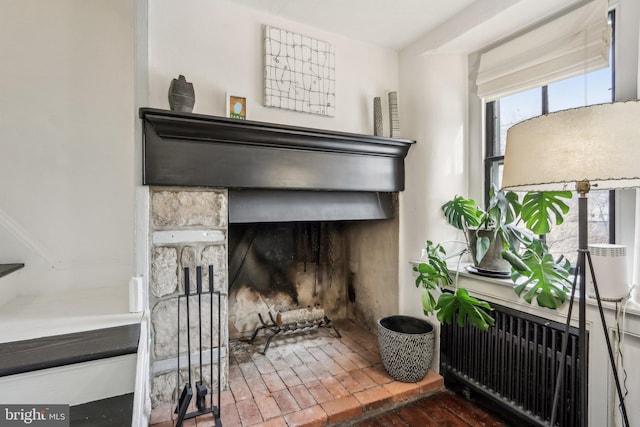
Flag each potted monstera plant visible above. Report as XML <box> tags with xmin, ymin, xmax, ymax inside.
<box><xmin>414</xmin><ymin>188</ymin><xmax>573</xmax><ymax>330</ymax></box>
<box><xmin>443</xmin><ymin>187</ymin><xmax>522</xmax><ymax>274</ymax></box>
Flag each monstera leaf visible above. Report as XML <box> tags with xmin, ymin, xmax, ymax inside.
<box><xmin>500</xmin><ymin>223</ymin><xmax>533</xmax><ymax>253</ymax></box>
<box><xmin>435</xmin><ymin>288</ymin><xmax>495</xmax><ymax>331</ymax></box>
<box><xmin>414</xmin><ymin>241</ymin><xmax>452</xmax><ymax>292</ymax></box>
<box><xmin>486</xmin><ymin>187</ymin><xmax>521</xmax><ymax>230</ymax></box>
<box><xmin>474</xmin><ymin>235</ymin><xmax>491</xmax><ymax>265</ymax></box>
<box><xmin>442</xmin><ymin>196</ymin><xmax>484</xmax><ymax>231</ymax></box>
<box><xmin>502</xmin><ymin>240</ymin><xmax>572</xmax><ymax>309</ymax></box>
<box><xmin>421</xmin><ymin>288</ymin><xmax>438</xmax><ymax>316</ymax></box>
<box><xmin>520</xmin><ymin>191</ymin><xmax>572</xmax><ymax>235</ymax></box>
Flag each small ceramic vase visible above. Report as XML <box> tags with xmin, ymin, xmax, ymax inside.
<box><xmin>168</xmin><ymin>75</ymin><xmax>195</xmax><ymax>113</ymax></box>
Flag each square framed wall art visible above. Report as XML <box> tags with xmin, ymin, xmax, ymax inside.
<box><xmin>263</xmin><ymin>25</ymin><xmax>335</xmax><ymax>117</ymax></box>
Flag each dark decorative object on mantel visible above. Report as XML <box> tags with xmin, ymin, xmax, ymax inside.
<box><xmin>373</xmin><ymin>97</ymin><xmax>383</xmax><ymax>136</ymax></box>
<box><xmin>388</xmin><ymin>91</ymin><xmax>400</xmax><ymax>138</ymax></box>
<box><xmin>168</xmin><ymin>75</ymin><xmax>195</xmax><ymax>113</ymax></box>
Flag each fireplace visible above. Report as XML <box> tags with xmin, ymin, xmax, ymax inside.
<box><xmin>141</xmin><ymin>108</ymin><xmax>414</xmax><ymax>408</ymax></box>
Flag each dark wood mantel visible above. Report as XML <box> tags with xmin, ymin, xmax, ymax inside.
<box><xmin>140</xmin><ymin>108</ymin><xmax>415</xmax><ymax>192</ymax></box>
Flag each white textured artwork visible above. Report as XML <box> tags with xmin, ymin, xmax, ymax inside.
<box><xmin>264</xmin><ymin>25</ymin><xmax>335</xmax><ymax>117</ymax></box>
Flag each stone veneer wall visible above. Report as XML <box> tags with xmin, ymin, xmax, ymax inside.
<box><xmin>149</xmin><ymin>187</ymin><xmax>229</xmax><ymax>408</ymax></box>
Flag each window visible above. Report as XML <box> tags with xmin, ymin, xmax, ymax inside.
<box><xmin>484</xmin><ymin>11</ymin><xmax>615</xmax><ymax>264</ymax></box>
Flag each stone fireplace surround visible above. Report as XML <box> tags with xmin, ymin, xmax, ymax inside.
<box><xmin>141</xmin><ymin>109</ymin><xmax>414</xmax><ymax>409</ymax></box>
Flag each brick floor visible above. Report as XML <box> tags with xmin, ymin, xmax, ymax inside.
<box><xmin>321</xmin><ymin>396</ymin><xmax>362</xmax><ymax>424</ymax></box>
<box><xmin>150</xmin><ymin>319</ymin><xmax>444</xmax><ymax>426</ymax></box>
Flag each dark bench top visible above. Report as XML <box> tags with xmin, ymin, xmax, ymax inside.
<box><xmin>70</xmin><ymin>393</ymin><xmax>134</xmax><ymax>427</ymax></box>
<box><xmin>0</xmin><ymin>323</ymin><xmax>140</xmax><ymax>377</ymax></box>
<box><xmin>0</xmin><ymin>263</ymin><xmax>24</xmax><ymax>278</ymax></box>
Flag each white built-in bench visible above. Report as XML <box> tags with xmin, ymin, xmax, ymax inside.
<box><xmin>0</xmin><ymin>286</ymin><xmax>147</xmax><ymax>426</ymax></box>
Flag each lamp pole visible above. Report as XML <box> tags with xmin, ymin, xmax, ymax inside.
<box><xmin>552</xmin><ymin>180</ymin><xmax>629</xmax><ymax>427</ymax></box>
<box><xmin>576</xmin><ymin>181</ymin><xmax>589</xmax><ymax>427</ymax></box>
<box><xmin>550</xmin><ymin>180</ymin><xmax>630</xmax><ymax>426</ymax></box>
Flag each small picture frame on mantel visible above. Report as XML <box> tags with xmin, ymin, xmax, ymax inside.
<box><xmin>226</xmin><ymin>93</ymin><xmax>247</xmax><ymax>119</ymax></box>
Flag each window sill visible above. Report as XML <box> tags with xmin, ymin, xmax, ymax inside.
<box><xmin>447</xmin><ymin>262</ymin><xmax>640</xmax><ymax>328</ymax></box>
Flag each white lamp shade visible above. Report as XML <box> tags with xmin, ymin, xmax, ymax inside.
<box><xmin>503</xmin><ymin>101</ymin><xmax>640</xmax><ymax>191</ymax></box>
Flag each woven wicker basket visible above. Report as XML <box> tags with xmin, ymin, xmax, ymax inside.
<box><xmin>377</xmin><ymin>315</ymin><xmax>434</xmax><ymax>383</ymax></box>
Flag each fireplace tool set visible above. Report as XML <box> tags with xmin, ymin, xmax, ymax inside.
<box><xmin>175</xmin><ymin>265</ymin><xmax>223</xmax><ymax>427</ymax></box>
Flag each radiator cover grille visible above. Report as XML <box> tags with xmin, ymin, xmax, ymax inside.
<box><xmin>440</xmin><ymin>300</ymin><xmax>585</xmax><ymax>426</ymax></box>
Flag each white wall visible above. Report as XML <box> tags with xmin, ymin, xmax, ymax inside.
<box><xmin>147</xmin><ymin>0</ymin><xmax>399</xmax><ymax>135</ymax></box>
<box><xmin>0</xmin><ymin>1</ymin><xmax>135</xmax><ymax>297</ymax></box>
<box><xmin>611</xmin><ymin>0</ymin><xmax>640</xmax><ymax>291</ymax></box>
<box><xmin>397</xmin><ymin>53</ymin><xmax>469</xmax><ymax>319</ymax></box>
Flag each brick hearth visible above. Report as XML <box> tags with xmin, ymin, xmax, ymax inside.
<box><xmin>150</xmin><ymin>319</ymin><xmax>443</xmax><ymax>426</ymax></box>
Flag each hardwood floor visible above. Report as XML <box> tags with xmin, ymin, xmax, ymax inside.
<box><xmin>351</xmin><ymin>390</ymin><xmax>509</xmax><ymax>427</ymax></box>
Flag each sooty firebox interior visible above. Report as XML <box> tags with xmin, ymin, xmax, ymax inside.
<box><xmin>228</xmin><ymin>221</ymin><xmax>348</xmax><ymax>339</ymax></box>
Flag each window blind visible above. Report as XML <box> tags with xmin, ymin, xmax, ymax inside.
<box><xmin>476</xmin><ymin>0</ymin><xmax>610</xmax><ymax>101</ymax></box>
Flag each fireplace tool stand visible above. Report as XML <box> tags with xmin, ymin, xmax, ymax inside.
<box><xmin>175</xmin><ymin>265</ymin><xmax>223</xmax><ymax>427</ymax></box>
<box><xmin>250</xmin><ymin>307</ymin><xmax>341</xmax><ymax>355</ymax></box>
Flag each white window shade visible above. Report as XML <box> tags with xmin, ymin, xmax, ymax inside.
<box><xmin>476</xmin><ymin>0</ymin><xmax>611</xmax><ymax>101</ymax></box>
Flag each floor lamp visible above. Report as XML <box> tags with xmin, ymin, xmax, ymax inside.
<box><xmin>502</xmin><ymin>100</ymin><xmax>640</xmax><ymax>427</ymax></box>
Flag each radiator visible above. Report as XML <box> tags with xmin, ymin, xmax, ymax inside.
<box><xmin>440</xmin><ymin>300</ymin><xmax>585</xmax><ymax>426</ymax></box>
